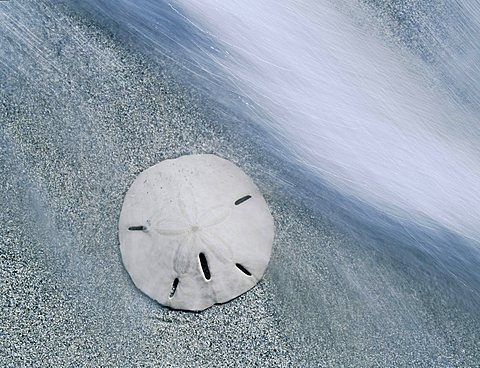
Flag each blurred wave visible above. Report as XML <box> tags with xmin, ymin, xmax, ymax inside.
<box><xmin>169</xmin><ymin>0</ymin><xmax>480</xmax><ymax>245</ymax></box>
<box><xmin>72</xmin><ymin>0</ymin><xmax>480</xmax><ymax>246</ymax></box>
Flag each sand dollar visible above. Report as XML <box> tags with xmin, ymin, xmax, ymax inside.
<box><xmin>118</xmin><ymin>154</ymin><xmax>274</xmax><ymax>311</ymax></box>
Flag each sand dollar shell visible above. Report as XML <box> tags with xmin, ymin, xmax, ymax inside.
<box><xmin>119</xmin><ymin>154</ymin><xmax>274</xmax><ymax>311</ymax></box>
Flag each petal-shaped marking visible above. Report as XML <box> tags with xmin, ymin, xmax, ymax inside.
<box><xmin>154</xmin><ymin>219</ymin><xmax>190</xmax><ymax>236</ymax></box>
<box><xmin>173</xmin><ymin>233</ymin><xmax>194</xmax><ymax>274</ymax></box>
<box><xmin>198</xmin><ymin>230</ymin><xmax>233</xmax><ymax>264</ymax></box>
<box><xmin>177</xmin><ymin>184</ymin><xmax>197</xmax><ymax>224</ymax></box>
<box><xmin>199</xmin><ymin>205</ymin><xmax>232</xmax><ymax>228</ymax></box>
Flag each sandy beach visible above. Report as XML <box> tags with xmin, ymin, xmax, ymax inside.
<box><xmin>1</xmin><ymin>1</ymin><xmax>479</xmax><ymax>366</ymax></box>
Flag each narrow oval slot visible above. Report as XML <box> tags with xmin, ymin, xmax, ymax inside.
<box><xmin>128</xmin><ymin>225</ymin><xmax>145</xmax><ymax>231</ymax></box>
<box><xmin>169</xmin><ymin>278</ymin><xmax>179</xmax><ymax>298</ymax></box>
<box><xmin>235</xmin><ymin>263</ymin><xmax>252</xmax><ymax>276</ymax></box>
<box><xmin>235</xmin><ymin>195</ymin><xmax>252</xmax><ymax>206</ymax></box>
<box><xmin>199</xmin><ymin>253</ymin><xmax>211</xmax><ymax>280</ymax></box>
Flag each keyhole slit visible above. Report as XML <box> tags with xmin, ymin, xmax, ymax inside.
<box><xmin>169</xmin><ymin>278</ymin><xmax>179</xmax><ymax>298</ymax></box>
<box><xmin>236</xmin><ymin>263</ymin><xmax>252</xmax><ymax>276</ymax></box>
<box><xmin>235</xmin><ymin>195</ymin><xmax>251</xmax><ymax>205</ymax></box>
<box><xmin>199</xmin><ymin>253</ymin><xmax>211</xmax><ymax>280</ymax></box>
<box><xmin>128</xmin><ymin>225</ymin><xmax>146</xmax><ymax>231</ymax></box>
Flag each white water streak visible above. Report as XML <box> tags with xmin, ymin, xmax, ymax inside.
<box><xmin>172</xmin><ymin>0</ymin><xmax>480</xmax><ymax>243</ymax></box>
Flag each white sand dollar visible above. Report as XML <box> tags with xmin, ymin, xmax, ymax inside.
<box><xmin>119</xmin><ymin>154</ymin><xmax>274</xmax><ymax>311</ymax></box>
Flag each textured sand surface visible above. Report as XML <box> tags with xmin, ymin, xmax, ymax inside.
<box><xmin>1</xmin><ymin>1</ymin><xmax>479</xmax><ymax>367</ymax></box>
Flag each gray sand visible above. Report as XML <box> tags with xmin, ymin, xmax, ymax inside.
<box><xmin>1</xmin><ymin>1</ymin><xmax>479</xmax><ymax>367</ymax></box>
